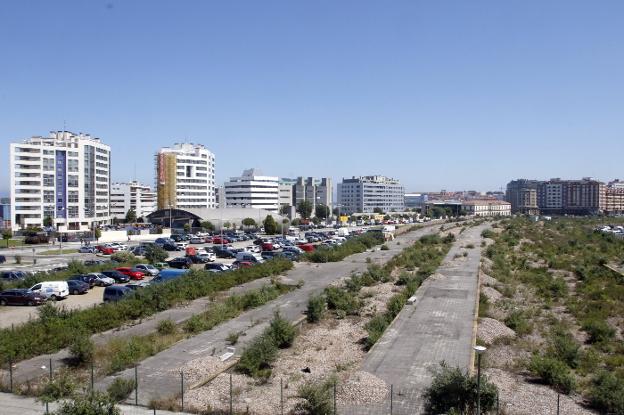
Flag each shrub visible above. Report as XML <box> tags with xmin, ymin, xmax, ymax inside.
<box><xmin>107</xmin><ymin>377</ymin><xmax>136</xmax><ymax>402</ymax></box>
<box><xmin>304</xmin><ymin>233</ymin><xmax>384</xmax><ymax>263</ymax></box>
<box><xmin>51</xmin><ymin>392</ymin><xmax>121</xmax><ymax>415</ymax></box>
<box><xmin>478</xmin><ymin>292</ymin><xmax>490</xmax><ymax>318</ymax></box>
<box><xmin>588</xmin><ymin>371</ymin><xmax>624</xmax><ymax>414</ymax></box>
<box><xmin>237</xmin><ymin>334</ymin><xmax>278</xmax><ymax>378</ymax></box>
<box><xmin>15</xmin><ymin>255</ymin><xmax>22</xmax><ymax>264</ymax></box>
<box><xmin>364</xmin><ymin>315</ymin><xmax>390</xmax><ymax>350</ymax></box>
<box><xmin>110</xmin><ymin>251</ymin><xmax>137</xmax><ymax>264</ymax></box>
<box><xmin>505</xmin><ymin>310</ymin><xmax>533</xmax><ymax>336</ymax></box>
<box><xmin>582</xmin><ymin>318</ymin><xmax>615</xmax><ymax>344</ymax></box>
<box><xmin>324</xmin><ymin>286</ymin><xmax>360</xmax><ymax>315</ymax></box>
<box><xmin>307</xmin><ymin>295</ymin><xmax>325</xmax><ymax>323</ymax></box>
<box><xmin>380</xmin><ymin>244</ymin><xmax>389</xmax><ymax>251</ymax></box>
<box><xmin>267</xmin><ymin>312</ymin><xmax>296</xmax><ymax>348</ymax></box>
<box><xmin>226</xmin><ymin>331</ymin><xmax>240</xmax><ymax>345</ymax></box>
<box><xmin>68</xmin><ymin>333</ymin><xmax>94</xmax><ymax>366</ymax></box>
<box><xmin>295</xmin><ymin>377</ymin><xmax>335</xmax><ymax>415</ymax></box>
<box><xmin>547</xmin><ymin>328</ymin><xmax>580</xmax><ymax>369</ymax></box>
<box><xmin>423</xmin><ymin>362</ymin><xmax>498</xmax><ymax>415</ymax></box>
<box><xmin>39</xmin><ymin>370</ymin><xmax>76</xmax><ymax>404</ymax></box>
<box><xmin>529</xmin><ymin>355</ymin><xmax>575</xmax><ymax>394</ymax></box>
<box><xmin>156</xmin><ymin>319</ymin><xmax>176</xmax><ymax>335</ymax></box>
<box><xmin>144</xmin><ymin>245</ymin><xmax>168</xmax><ymax>264</ymax></box>
<box><xmin>183</xmin><ymin>315</ymin><xmax>206</xmax><ymax>334</ymax></box>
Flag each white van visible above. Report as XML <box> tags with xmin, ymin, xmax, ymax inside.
<box><xmin>29</xmin><ymin>281</ymin><xmax>69</xmax><ymax>300</ymax></box>
<box><xmin>236</xmin><ymin>252</ymin><xmax>264</xmax><ymax>264</ymax></box>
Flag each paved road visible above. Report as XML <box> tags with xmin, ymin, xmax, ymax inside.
<box><xmin>95</xmin><ymin>225</ymin><xmax>443</xmax><ymax>406</ymax></box>
<box><xmin>341</xmin><ymin>224</ymin><xmax>488</xmax><ymax>415</ymax></box>
<box><xmin>0</xmin><ymin>392</ymin><xmax>191</xmax><ymax>415</ymax></box>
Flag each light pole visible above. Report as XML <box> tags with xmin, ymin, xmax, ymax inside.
<box><xmin>474</xmin><ymin>345</ymin><xmax>487</xmax><ymax>415</ymax></box>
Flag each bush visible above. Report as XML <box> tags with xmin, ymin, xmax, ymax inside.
<box><xmin>304</xmin><ymin>233</ymin><xmax>384</xmax><ymax>263</ymax></box>
<box><xmin>295</xmin><ymin>377</ymin><xmax>335</xmax><ymax>415</ymax></box>
<box><xmin>68</xmin><ymin>333</ymin><xmax>94</xmax><ymax>366</ymax></box>
<box><xmin>529</xmin><ymin>355</ymin><xmax>575</xmax><ymax>394</ymax></box>
<box><xmin>226</xmin><ymin>331</ymin><xmax>240</xmax><ymax>345</ymax></box>
<box><xmin>156</xmin><ymin>319</ymin><xmax>176</xmax><ymax>335</ymax></box>
<box><xmin>423</xmin><ymin>362</ymin><xmax>498</xmax><ymax>415</ymax></box>
<box><xmin>39</xmin><ymin>370</ymin><xmax>76</xmax><ymax>404</ymax></box>
<box><xmin>547</xmin><ymin>328</ymin><xmax>580</xmax><ymax>369</ymax></box>
<box><xmin>505</xmin><ymin>310</ymin><xmax>533</xmax><ymax>336</ymax></box>
<box><xmin>364</xmin><ymin>314</ymin><xmax>390</xmax><ymax>350</ymax></box>
<box><xmin>589</xmin><ymin>371</ymin><xmax>624</xmax><ymax>414</ymax></box>
<box><xmin>107</xmin><ymin>377</ymin><xmax>136</xmax><ymax>402</ymax></box>
<box><xmin>582</xmin><ymin>318</ymin><xmax>615</xmax><ymax>344</ymax></box>
<box><xmin>237</xmin><ymin>334</ymin><xmax>278</xmax><ymax>378</ymax></box>
<box><xmin>307</xmin><ymin>295</ymin><xmax>325</xmax><ymax>323</ymax></box>
<box><xmin>380</xmin><ymin>244</ymin><xmax>389</xmax><ymax>250</ymax></box>
<box><xmin>267</xmin><ymin>312</ymin><xmax>296</xmax><ymax>348</ymax></box>
<box><xmin>51</xmin><ymin>392</ymin><xmax>121</xmax><ymax>415</ymax></box>
<box><xmin>110</xmin><ymin>251</ymin><xmax>138</xmax><ymax>264</ymax></box>
<box><xmin>144</xmin><ymin>245</ymin><xmax>168</xmax><ymax>264</ymax></box>
<box><xmin>324</xmin><ymin>286</ymin><xmax>360</xmax><ymax>315</ymax></box>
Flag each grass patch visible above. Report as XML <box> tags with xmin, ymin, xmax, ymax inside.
<box><xmin>39</xmin><ymin>249</ymin><xmax>79</xmax><ymax>255</ymax></box>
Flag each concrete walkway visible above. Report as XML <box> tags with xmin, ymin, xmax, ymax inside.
<box><xmin>341</xmin><ymin>224</ymin><xmax>488</xmax><ymax>415</ymax></box>
<box><xmin>96</xmin><ymin>225</ymin><xmax>443</xmax><ymax>406</ymax></box>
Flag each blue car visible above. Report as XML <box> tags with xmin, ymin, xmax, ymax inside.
<box><xmin>150</xmin><ymin>269</ymin><xmax>189</xmax><ymax>284</ymax></box>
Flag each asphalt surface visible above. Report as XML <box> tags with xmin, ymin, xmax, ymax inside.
<box><xmin>94</xmin><ymin>225</ymin><xmax>442</xmax><ymax>406</ymax></box>
<box><xmin>341</xmin><ymin>224</ymin><xmax>489</xmax><ymax>415</ymax></box>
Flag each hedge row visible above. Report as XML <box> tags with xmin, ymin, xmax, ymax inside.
<box><xmin>0</xmin><ymin>258</ymin><xmax>293</xmax><ymax>362</ymax></box>
<box><xmin>303</xmin><ymin>232</ymin><xmax>385</xmax><ymax>263</ymax></box>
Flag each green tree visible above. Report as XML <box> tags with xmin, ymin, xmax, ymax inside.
<box><xmin>312</xmin><ymin>217</ymin><xmax>320</xmax><ymax>225</ymax></box>
<box><xmin>223</xmin><ymin>221</ymin><xmax>232</xmax><ymax>230</ymax></box>
<box><xmin>315</xmin><ymin>204</ymin><xmax>330</xmax><ymax>219</ymax></box>
<box><xmin>373</xmin><ymin>207</ymin><xmax>384</xmax><ymax>214</ymax></box>
<box><xmin>94</xmin><ymin>228</ymin><xmax>101</xmax><ymax>242</ymax></box>
<box><xmin>242</xmin><ymin>218</ymin><xmax>257</xmax><ymax>229</ymax></box>
<box><xmin>297</xmin><ymin>200</ymin><xmax>313</xmax><ymax>219</ymax></box>
<box><xmin>125</xmin><ymin>209</ymin><xmax>137</xmax><ymax>223</ymax></box>
<box><xmin>183</xmin><ymin>223</ymin><xmax>191</xmax><ymax>233</ymax></box>
<box><xmin>144</xmin><ymin>245</ymin><xmax>168</xmax><ymax>264</ymax></box>
<box><xmin>2</xmin><ymin>229</ymin><xmax>12</xmax><ymax>248</ymax></box>
<box><xmin>263</xmin><ymin>215</ymin><xmax>277</xmax><ymax>235</ymax></box>
<box><xmin>200</xmin><ymin>220</ymin><xmax>215</xmax><ymax>231</ymax></box>
<box><xmin>279</xmin><ymin>205</ymin><xmax>291</xmax><ymax>215</ymax></box>
<box><xmin>43</xmin><ymin>216</ymin><xmax>54</xmax><ymax>228</ymax></box>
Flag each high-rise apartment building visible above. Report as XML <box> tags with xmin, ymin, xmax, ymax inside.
<box><xmin>606</xmin><ymin>180</ymin><xmax>624</xmax><ymax>214</ymax></box>
<box><xmin>224</xmin><ymin>169</ymin><xmax>279</xmax><ymax>212</ymax></box>
<box><xmin>506</xmin><ymin>179</ymin><xmax>540</xmax><ymax>215</ymax></box>
<box><xmin>290</xmin><ymin>177</ymin><xmax>333</xmax><ymax>213</ymax></box>
<box><xmin>110</xmin><ymin>181</ymin><xmax>157</xmax><ymax>220</ymax></box>
<box><xmin>156</xmin><ymin>143</ymin><xmax>216</xmax><ymax>210</ymax></box>
<box><xmin>337</xmin><ymin>176</ymin><xmax>405</xmax><ymax>214</ymax></box>
<box><xmin>9</xmin><ymin>131</ymin><xmax>111</xmax><ymax>231</ymax></box>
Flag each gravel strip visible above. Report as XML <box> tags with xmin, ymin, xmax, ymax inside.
<box><xmin>478</xmin><ymin>317</ymin><xmax>515</xmax><ymax>345</ymax></box>
<box><xmin>482</xmin><ymin>286</ymin><xmax>503</xmax><ymax>302</ymax></box>
<box><xmin>338</xmin><ymin>370</ymin><xmax>389</xmax><ymax>404</ymax></box>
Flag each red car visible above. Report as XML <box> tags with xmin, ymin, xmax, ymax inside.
<box><xmin>297</xmin><ymin>243</ymin><xmax>315</xmax><ymax>252</ymax></box>
<box><xmin>212</xmin><ymin>236</ymin><xmax>230</xmax><ymax>245</ymax></box>
<box><xmin>96</xmin><ymin>245</ymin><xmax>115</xmax><ymax>255</ymax></box>
<box><xmin>261</xmin><ymin>242</ymin><xmax>274</xmax><ymax>251</ymax></box>
<box><xmin>115</xmin><ymin>267</ymin><xmax>144</xmax><ymax>280</ymax></box>
<box><xmin>232</xmin><ymin>260</ymin><xmax>253</xmax><ymax>269</ymax></box>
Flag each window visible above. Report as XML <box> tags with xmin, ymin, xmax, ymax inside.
<box><xmin>68</xmin><ymin>206</ymin><xmax>79</xmax><ymax>218</ymax></box>
<box><xmin>67</xmin><ymin>159</ymin><xmax>79</xmax><ymax>172</ymax></box>
<box><xmin>43</xmin><ymin>174</ymin><xmax>54</xmax><ymax>187</ymax></box>
<box><xmin>68</xmin><ymin>191</ymin><xmax>79</xmax><ymax>203</ymax></box>
<box><xmin>67</xmin><ymin>175</ymin><xmax>79</xmax><ymax>188</ymax></box>
<box><xmin>43</xmin><ymin>158</ymin><xmax>55</xmax><ymax>171</ymax></box>
<box><xmin>43</xmin><ymin>190</ymin><xmax>55</xmax><ymax>204</ymax></box>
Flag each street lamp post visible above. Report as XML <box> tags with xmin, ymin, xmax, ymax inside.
<box><xmin>474</xmin><ymin>345</ymin><xmax>487</xmax><ymax>415</ymax></box>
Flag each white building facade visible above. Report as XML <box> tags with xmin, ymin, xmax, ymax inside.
<box><xmin>9</xmin><ymin>131</ymin><xmax>111</xmax><ymax>232</ymax></box>
<box><xmin>224</xmin><ymin>169</ymin><xmax>279</xmax><ymax>212</ymax></box>
<box><xmin>110</xmin><ymin>181</ymin><xmax>157</xmax><ymax>220</ymax></box>
<box><xmin>156</xmin><ymin>143</ymin><xmax>216</xmax><ymax>210</ymax></box>
<box><xmin>337</xmin><ymin>176</ymin><xmax>405</xmax><ymax>214</ymax></box>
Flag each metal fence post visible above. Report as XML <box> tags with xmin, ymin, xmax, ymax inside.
<box><xmin>280</xmin><ymin>378</ymin><xmax>284</xmax><ymax>415</ymax></box>
<box><xmin>90</xmin><ymin>362</ymin><xmax>94</xmax><ymax>392</ymax></box>
<box><xmin>135</xmin><ymin>366</ymin><xmax>138</xmax><ymax>406</ymax></box>
<box><xmin>557</xmin><ymin>393</ymin><xmax>560</xmax><ymax>415</ymax></box>
<box><xmin>229</xmin><ymin>373</ymin><xmax>233</xmax><ymax>415</ymax></box>
<box><xmin>8</xmin><ymin>358</ymin><xmax>13</xmax><ymax>393</ymax></box>
<box><xmin>181</xmin><ymin>370</ymin><xmax>184</xmax><ymax>412</ymax></box>
<box><xmin>333</xmin><ymin>380</ymin><xmax>337</xmax><ymax>415</ymax></box>
<box><xmin>390</xmin><ymin>384</ymin><xmax>393</xmax><ymax>415</ymax></box>
<box><xmin>49</xmin><ymin>358</ymin><xmax>52</xmax><ymax>380</ymax></box>
<box><xmin>496</xmin><ymin>391</ymin><xmax>500</xmax><ymax>415</ymax></box>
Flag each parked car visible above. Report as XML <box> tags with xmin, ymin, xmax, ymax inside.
<box><xmin>189</xmin><ymin>236</ymin><xmax>204</xmax><ymax>244</ymax></box>
<box><xmin>161</xmin><ymin>243</ymin><xmax>179</xmax><ymax>251</ymax></box>
<box><xmin>150</xmin><ymin>269</ymin><xmax>189</xmax><ymax>284</ymax></box>
<box><xmin>0</xmin><ymin>289</ymin><xmax>47</xmax><ymax>306</ymax></box>
<box><xmin>214</xmin><ymin>246</ymin><xmax>236</xmax><ymax>258</ymax></box>
<box><xmin>261</xmin><ymin>242</ymin><xmax>274</xmax><ymax>251</ymax></box>
<box><xmin>167</xmin><ymin>257</ymin><xmax>193</xmax><ymax>269</ymax></box>
<box><xmin>245</xmin><ymin>245</ymin><xmax>261</xmax><ymax>253</ymax></box>
<box><xmin>67</xmin><ymin>274</ymin><xmax>97</xmax><ymax>288</ymax></box>
<box><xmin>196</xmin><ymin>252</ymin><xmax>216</xmax><ymax>262</ymax></box>
<box><xmin>67</xmin><ymin>280</ymin><xmax>89</xmax><ymax>295</ymax></box>
<box><xmin>96</xmin><ymin>245</ymin><xmax>115</xmax><ymax>255</ymax></box>
<box><xmin>110</xmin><ymin>243</ymin><xmax>128</xmax><ymax>251</ymax></box>
<box><xmin>29</xmin><ymin>281</ymin><xmax>69</xmax><ymax>300</ymax></box>
<box><xmin>115</xmin><ymin>267</ymin><xmax>145</xmax><ymax>280</ymax></box>
<box><xmin>85</xmin><ymin>273</ymin><xmax>115</xmax><ymax>286</ymax></box>
<box><xmin>125</xmin><ymin>282</ymin><xmax>151</xmax><ymax>290</ymax></box>
<box><xmin>187</xmin><ymin>255</ymin><xmax>210</xmax><ymax>264</ymax></box>
<box><xmin>236</xmin><ymin>252</ymin><xmax>264</xmax><ymax>264</ymax></box>
<box><xmin>297</xmin><ymin>243</ymin><xmax>315</xmax><ymax>252</ymax></box>
<box><xmin>204</xmin><ymin>263</ymin><xmax>231</xmax><ymax>273</ymax></box>
<box><xmin>170</xmin><ymin>234</ymin><xmax>184</xmax><ymax>242</ymax></box>
<box><xmin>203</xmin><ymin>236</ymin><xmax>214</xmax><ymax>243</ymax></box>
<box><xmin>280</xmin><ymin>251</ymin><xmax>300</xmax><ymax>261</ymax></box>
<box><xmin>212</xmin><ymin>236</ymin><xmax>230</xmax><ymax>245</ymax></box>
<box><xmin>155</xmin><ymin>237</ymin><xmax>174</xmax><ymax>246</ymax></box>
<box><xmin>283</xmin><ymin>246</ymin><xmax>304</xmax><ymax>254</ymax></box>
<box><xmin>0</xmin><ymin>255</ymin><xmax>5</xmax><ymax>264</ymax></box>
<box><xmin>103</xmin><ymin>285</ymin><xmax>132</xmax><ymax>302</ymax></box>
<box><xmin>175</xmin><ymin>242</ymin><xmax>188</xmax><ymax>250</ymax></box>
<box><xmin>131</xmin><ymin>246</ymin><xmax>147</xmax><ymax>256</ymax></box>
<box><xmin>78</xmin><ymin>246</ymin><xmax>96</xmax><ymax>253</ymax></box>
<box><xmin>231</xmin><ymin>260</ymin><xmax>254</xmax><ymax>269</ymax></box>
<box><xmin>101</xmin><ymin>270</ymin><xmax>130</xmax><ymax>283</ymax></box>
<box><xmin>133</xmin><ymin>264</ymin><xmax>160</xmax><ymax>276</ymax></box>
<box><xmin>84</xmin><ymin>259</ymin><xmax>107</xmax><ymax>266</ymax></box>
<box><xmin>1</xmin><ymin>271</ymin><xmax>26</xmax><ymax>282</ymax></box>
<box><xmin>153</xmin><ymin>262</ymin><xmax>169</xmax><ymax>270</ymax></box>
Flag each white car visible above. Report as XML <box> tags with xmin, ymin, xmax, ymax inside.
<box><xmin>110</xmin><ymin>243</ymin><xmax>127</xmax><ymax>251</ymax></box>
<box><xmin>176</xmin><ymin>241</ymin><xmax>188</xmax><ymax>250</ymax></box>
<box><xmin>29</xmin><ymin>281</ymin><xmax>69</xmax><ymax>300</ymax></box>
<box><xmin>197</xmin><ymin>252</ymin><xmax>216</xmax><ymax>262</ymax></box>
<box><xmin>245</xmin><ymin>245</ymin><xmax>261</xmax><ymax>253</ymax></box>
<box><xmin>133</xmin><ymin>264</ymin><xmax>160</xmax><ymax>276</ymax></box>
<box><xmin>86</xmin><ymin>273</ymin><xmax>115</xmax><ymax>286</ymax></box>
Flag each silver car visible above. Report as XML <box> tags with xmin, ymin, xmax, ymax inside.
<box><xmin>133</xmin><ymin>264</ymin><xmax>160</xmax><ymax>276</ymax></box>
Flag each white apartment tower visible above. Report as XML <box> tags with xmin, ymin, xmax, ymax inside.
<box><xmin>156</xmin><ymin>143</ymin><xmax>216</xmax><ymax>210</ymax></box>
<box><xmin>110</xmin><ymin>181</ymin><xmax>157</xmax><ymax>220</ymax></box>
<box><xmin>9</xmin><ymin>131</ymin><xmax>111</xmax><ymax>232</ymax></box>
<box><xmin>337</xmin><ymin>175</ymin><xmax>405</xmax><ymax>214</ymax></box>
<box><xmin>224</xmin><ymin>169</ymin><xmax>280</xmax><ymax>212</ymax></box>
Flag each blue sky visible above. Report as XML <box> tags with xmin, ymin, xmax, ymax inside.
<box><xmin>1</xmin><ymin>0</ymin><xmax>623</xmax><ymax>195</ymax></box>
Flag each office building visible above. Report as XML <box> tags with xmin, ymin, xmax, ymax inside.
<box><xmin>291</xmin><ymin>177</ymin><xmax>333</xmax><ymax>212</ymax></box>
<box><xmin>9</xmin><ymin>131</ymin><xmax>111</xmax><ymax>231</ymax></box>
<box><xmin>337</xmin><ymin>176</ymin><xmax>405</xmax><ymax>214</ymax></box>
<box><xmin>0</xmin><ymin>197</ymin><xmax>10</xmax><ymax>229</ymax></box>
<box><xmin>224</xmin><ymin>169</ymin><xmax>280</xmax><ymax>212</ymax></box>
<box><xmin>462</xmin><ymin>200</ymin><xmax>511</xmax><ymax>217</ymax></box>
<box><xmin>110</xmin><ymin>181</ymin><xmax>157</xmax><ymax>220</ymax></box>
<box><xmin>156</xmin><ymin>143</ymin><xmax>216</xmax><ymax>210</ymax></box>
<box><xmin>405</xmin><ymin>193</ymin><xmax>428</xmax><ymax>209</ymax></box>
